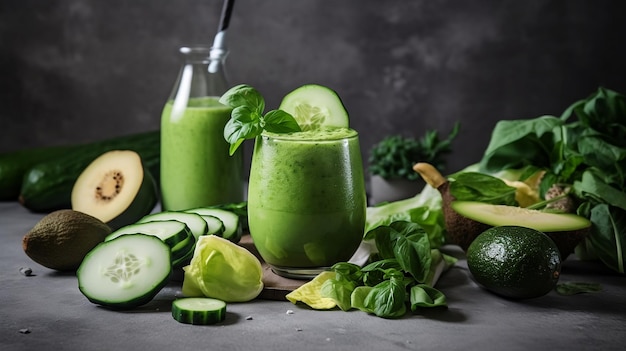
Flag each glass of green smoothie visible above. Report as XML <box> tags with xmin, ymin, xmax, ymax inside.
<box><xmin>247</xmin><ymin>127</ymin><xmax>367</xmax><ymax>279</ymax></box>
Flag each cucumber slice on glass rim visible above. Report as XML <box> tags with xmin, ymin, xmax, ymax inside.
<box><xmin>172</xmin><ymin>297</ymin><xmax>227</xmax><ymax>325</ymax></box>
<box><xmin>278</xmin><ymin>84</ymin><xmax>349</xmax><ymax>131</ymax></box>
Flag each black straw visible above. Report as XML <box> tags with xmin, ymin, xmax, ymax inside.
<box><xmin>218</xmin><ymin>0</ymin><xmax>235</xmax><ymax>32</ymax></box>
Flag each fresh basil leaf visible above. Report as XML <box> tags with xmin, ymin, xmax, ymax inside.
<box><xmin>330</xmin><ymin>262</ymin><xmax>363</xmax><ymax>283</ymax></box>
<box><xmin>389</xmin><ymin>221</ymin><xmax>423</xmax><ymax>238</ymax></box>
<box><xmin>219</xmin><ymin>84</ymin><xmax>265</xmax><ymax>114</ymax></box>
<box><xmin>394</xmin><ymin>232</ymin><xmax>432</xmax><ymax>283</ymax></box>
<box><xmin>320</xmin><ymin>276</ymin><xmax>356</xmax><ymax>311</ymax></box>
<box><xmin>449</xmin><ymin>172</ymin><xmax>517</xmax><ymax>205</ymax></box>
<box><xmin>223</xmin><ymin>108</ymin><xmax>263</xmax><ymax>155</ymax></box>
<box><xmin>365</xmin><ymin>225</ymin><xmax>395</xmax><ymax>259</ymax></box>
<box><xmin>350</xmin><ymin>286</ymin><xmax>374</xmax><ymax>313</ymax></box>
<box><xmin>263</xmin><ymin>109</ymin><xmax>301</xmax><ymax>133</ymax></box>
<box><xmin>409</xmin><ymin>284</ymin><xmax>447</xmax><ymax>309</ymax></box>
<box><xmin>556</xmin><ymin>282</ymin><xmax>602</xmax><ymax>296</ymax></box>
<box><xmin>362</xmin><ymin>259</ymin><xmax>402</xmax><ymax>286</ymax></box>
<box><xmin>220</xmin><ymin>84</ymin><xmax>300</xmax><ymax>154</ymax></box>
<box><xmin>363</xmin><ymin>271</ymin><xmax>407</xmax><ymax>319</ymax></box>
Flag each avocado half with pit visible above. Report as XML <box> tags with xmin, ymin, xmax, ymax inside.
<box><xmin>71</xmin><ymin>150</ymin><xmax>157</xmax><ymax>230</ymax></box>
<box><xmin>412</xmin><ymin>162</ymin><xmax>591</xmax><ymax>259</ymax></box>
<box><xmin>449</xmin><ymin>201</ymin><xmax>591</xmax><ymax>259</ymax></box>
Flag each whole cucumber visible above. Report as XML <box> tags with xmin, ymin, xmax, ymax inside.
<box><xmin>0</xmin><ymin>145</ymin><xmax>78</xmax><ymax>200</ymax></box>
<box><xmin>19</xmin><ymin>131</ymin><xmax>160</xmax><ymax>212</ymax></box>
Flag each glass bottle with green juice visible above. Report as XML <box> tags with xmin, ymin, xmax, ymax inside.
<box><xmin>160</xmin><ymin>46</ymin><xmax>243</xmax><ymax>211</ymax></box>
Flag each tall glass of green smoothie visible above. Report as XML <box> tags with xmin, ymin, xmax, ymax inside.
<box><xmin>160</xmin><ymin>46</ymin><xmax>243</xmax><ymax>211</ymax></box>
<box><xmin>247</xmin><ymin>128</ymin><xmax>367</xmax><ymax>279</ymax></box>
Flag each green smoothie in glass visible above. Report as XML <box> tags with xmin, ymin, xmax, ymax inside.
<box><xmin>247</xmin><ymin>128</ymin><xmax>367</xmax><ymax>278</ymax></box>
<box><xmin>161</xmin><ymin>97</ymin><xmax>243</xmax><ymax>211</ymax></box>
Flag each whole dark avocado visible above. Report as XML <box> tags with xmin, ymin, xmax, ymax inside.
<box><xmin>22</xmin><ymin>209</ymin><xmax>112</xmax><ymax>271</ymax></box>
<box><xmin>466</xmin><ymin>225</ymin><xmax>562</xmax><ymax>299</ymax></box>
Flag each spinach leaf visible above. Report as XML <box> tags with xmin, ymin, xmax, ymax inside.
<box><xmin>572</xmin><ymin>87</ymin><xmax>626</xmax><ymax>145</ymax></box>
<box><xmin>556</xmin><ymin>282</ymin><xmax>602</xmax><ymax>296</ymax></box>
<box><xmin>588</xmin><ymin>204</ymin><xmax>626</xmax><ymax>274</ymax></box>
<box><xmin>574</xmin><ymin>171</ymin><xmax>626</xmax><ymax>211</ymax></box>
<box><xmin>480</xmin><ymin>115</ymin><xmax>564</xmax><ymax>172</ymax></box>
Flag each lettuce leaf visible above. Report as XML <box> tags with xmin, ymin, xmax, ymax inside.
<box><xmin>365</xmin><ymin>185</ymin><xmax>446</xmax><ymax>248</ymax></box>
<box><xmin>182</xmin><ymin>235</ymin><xmax>264</xmax><ymax>302</ymax></box>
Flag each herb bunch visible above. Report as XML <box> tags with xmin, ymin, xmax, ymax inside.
<box><xmin>369</xmin><ymin>122</ymin><xmax>460</xmax><ymax>181</ymax></box>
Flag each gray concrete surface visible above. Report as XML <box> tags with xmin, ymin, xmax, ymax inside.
<box><xmin>1</xmin><ymin>201</ymin><xmax>625</xmax><ymax>351</ymax></box>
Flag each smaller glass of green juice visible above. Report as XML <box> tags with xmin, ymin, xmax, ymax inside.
<box><xmin>247</xmin><ymin>127</ymin><xmax>367</xmax><ymax>279</ymax></box>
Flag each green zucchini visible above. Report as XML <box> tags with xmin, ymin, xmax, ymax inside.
<box><xmin>0</xmin><ymin>144</ymin><xmax>78</xmax><ymax>200</ymax></box>
<box><xmin>18</xmin><ymin>130</ymin><xmax>160</xmax><ymax>212</ymax></box>
<box><xmin>171</xmin><ymin>297</ymin><xmax>227</xmax><ymax>325</ymax></box>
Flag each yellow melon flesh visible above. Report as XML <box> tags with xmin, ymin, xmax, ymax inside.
<box><xmin>71</xmin><ymin>150</ymin><xmax>155</xmax><ymax>229</ymax></box>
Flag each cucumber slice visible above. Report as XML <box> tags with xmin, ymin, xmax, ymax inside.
<box><xmin>138</xmin><ymin>211</ymin><xmax>207</xmax><ymax>240</ymax></box>
<box><xmin>104</xmin><ymin>220</ymin><xmax>191</xmax><ymax>248</ymax></box>
<box><xmin>172</xmin><ymin>244</ymin><xmax>195</xmax><ymax>268</ymax></box>
<box><xmin>172</xmin><ymin>297</ymin><xmax>227</xmax><ymax>325</ymax></box>
<box><xmin>77</xmin><ymin>234</ymin><xmax>171</xmax><ymax>309</ymax></box>
<box><xmin>184</xmin><ymin>207</ymin><xmax>242</xmax><ymax>243</ymax></box>
<box><xmin>278</xmin><ymin>84</ymin><xmax>349</xmax><ymax>131</ymax></box>
<box><xmin>200</xmin><ymin>215</ymin><xmax>225</xmax><ymax>237</ymax></box>
<box><xmin>170</xmin><ymin>233</ymin><xmax>196</xmax><ymax>262</ymax></box>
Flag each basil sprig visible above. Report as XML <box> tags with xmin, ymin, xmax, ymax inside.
<box><xmin>219</xmin><ymin>84</ymin><xmax>301</xmax><ymax>155</ymax></box>
<box><xmin>319</xmin><ymin>221</ymin><xmax>454</xmax><ymax>318</ymax></box>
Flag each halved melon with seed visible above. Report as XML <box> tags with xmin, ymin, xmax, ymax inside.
<box><xmin>71</xmin><ymin>150</ymin><xmax>157</xmax><ymax>230</ymax></box>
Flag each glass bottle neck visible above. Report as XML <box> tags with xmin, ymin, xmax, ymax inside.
<box><xmin>167</xmin><ymin>45</ymin><xmax>230</xmax><ymax>102</ymax></box>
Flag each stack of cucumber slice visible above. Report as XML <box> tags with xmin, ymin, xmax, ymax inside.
<box><xmin>77</xmin><ymin>205</ymin><xmax>243</xmax><ymax>310</ymax></box>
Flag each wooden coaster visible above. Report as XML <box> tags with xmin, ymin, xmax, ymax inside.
<box><xmin>238</xmin><ymin>234</ymin><xmax>307</xmax><ymax>300</ymax></box>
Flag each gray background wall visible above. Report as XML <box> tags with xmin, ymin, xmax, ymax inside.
<box><xmin>2</xmin><ymin>0</ymin><xmax>626</xmax><ymax>175</ymax></box>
